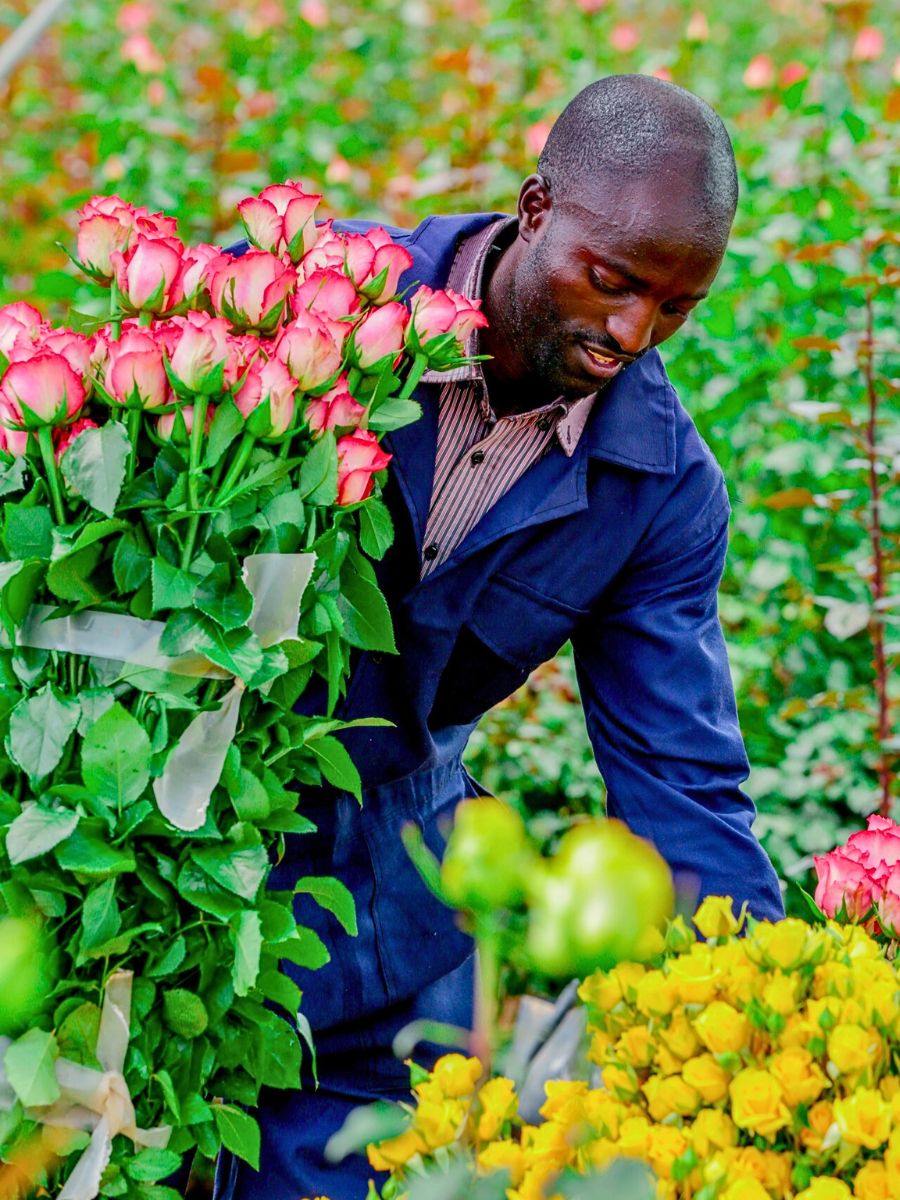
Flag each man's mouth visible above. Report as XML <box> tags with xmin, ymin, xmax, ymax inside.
<box><xmin>584</xmin><ymin>347</ymin><xmax>621</xmax><ymax>366</ymax></box>
<box><xmin>577</xmin><ymin>342</ymin><xmax>630</xmax><ymax>379</ymax></box>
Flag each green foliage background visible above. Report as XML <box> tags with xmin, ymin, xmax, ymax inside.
<box><xmin>0</xmin><ymin>0</ymin><xmax>897</xmax><ymax>905</ymax></box>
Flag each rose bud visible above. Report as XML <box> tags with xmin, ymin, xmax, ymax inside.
<box><xmin>54</xmin><ymin>417</ymin><xmax>99</xmax><ymax>464</ymax></box>
<box><xmin>167</xmin><ymin>311</ymin><xmax>231</xmax><ymax>393</ymax></box>
<box><xmin>104</xmin><ymin>328</ymin><xmax>171</xmax><ymax>409</ymax></box>
<box><xmin>207</xmin><ymin>249</ymin><xmax>296</xmax><ymax>335</ymax></box>
<box><xmin>75</xmin><ymin>195</ymin><xmax>143</xmax><ymax>282</ymax></box>
<box><xmin>234</xmin><ymin>356</ymin><xmax>297</xmax><ymax>438</ymax></box>
<box><xmin>275</xmin><ymin>310</ymin><xmax>343</xmax><ymax>391</ymax></box>
<box><xmin>111</xmin><ymin>232</ymin><xmax>186</xmax><ymax>315</ymax></box>
<box><xmin>358</xmin><ymin>231</ymin><xmax>413</xmax><ymax>304</ymax></box>
<box><xmin>305</xmin><ymin>376</ymin><xmax>365</xmax><ymax>436</ymax></box>
<box><xmin>157</xmin><ymin>402</ymin><xmax>215</xmax><ymax>444</ymax></box>
<box><xmin>0</xmin><ymin>302</ymin><xmax>43</xmax><ymax>357</ymax></box>
<box><xmin>336</xmin><ymin>428</ymin><xmax>391</xmax><ymax>505</ymax></box>
<box><xmin>408</xmin><ymin>284</ymin><xmax>487</xmax><ymax>349</ymax></box>
<box><xmin>178</xmin><ymin>242</ymin><xmax>222</xmax><ymax>306</ymax></box>
<box><xmin>347</xmin><ymin>301</ymin><xmax>409</xmax><ymax>372</ymax></box>
<box><xmin>293</xmin><ymin>269</ymin><xmax>361</xmax><ymax>322</ymax></box>
<box><xmin>0</xmin><ymin>351</ymin><xmax>86</xmax><ymax>428</ymax></box>
<box><xmin>239</xmin><ymin>181</ymin><xmax>321</xmax><ymax>262</ymax></box>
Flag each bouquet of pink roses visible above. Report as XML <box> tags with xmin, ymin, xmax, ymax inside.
<box><xmin>0</xmin><ymin>182</ymin><xmax>485</xmax><ymax>1198</ymax></box>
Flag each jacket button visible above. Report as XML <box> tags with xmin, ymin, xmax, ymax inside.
<box><xmin>471</xmin><ymin>449</ymin><xmax>485</xmax><ymax>465</ymax></box>
<box><xmin>423</xmin><ymin>543</ymin><xmax>439</xmax><ymax>561</ymax></box>
<box><xmin>536</xmin><ymin>415</ymin><xmax>553</xmax><ymax>432</ymax></box>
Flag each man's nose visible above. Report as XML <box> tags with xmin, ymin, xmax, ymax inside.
<box><xmin>606</xmin><ymin>301</ymin><xmax>656</xmax><ymax>357</ymax></box>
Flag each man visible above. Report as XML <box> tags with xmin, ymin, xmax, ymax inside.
<box><xmin>215</xmin><ymin>73</ymin><xmax>784</xmax><ymax>1200</ymax></box>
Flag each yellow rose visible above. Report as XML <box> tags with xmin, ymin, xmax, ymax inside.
<box><xmin>634</xmin><ymin>968</ymin><xmax>678</xmax><ymax>1018</ymax></box>
<box><xmin>813</xmin><ymin>961</ymin><xmax>855</xmax><ymax>999</ymax></box>
<box><xmin>476</xmin><ymin>1076</ymin><xmax>518</xmax><ymax>1141</ymax></box>
<box><xmin>642</xmin><ymin>1074</ymin><xmax>702</xmax><ymax>1121</ymax></box>
<box><xmin>615</xmin><ymin>1024</ymin><xmax>656</xmax><ymax>1069</ymax></box>
<box><xmin>515</xmin><ymin>1161</ymin><xmax>561</xmax><ymax>1200</ymax></box>
<box><xmin>853</xmin><ymin>1161</ymin><xmax>891</xmax><ymax>1200</ymax></box>
<box><xmin>579</xmin><ymin>971</ymin><xmax>623</xmax><ymax>1014</ymax></box>
<box><xmin>588</xmin><ymin>1028</ymin><xmax>613</xmax><ymax>1066</ymax></box>
<box><xmin>602</xmin><ymin>1062</ymin><xmax>640</xmax><ymax>1101</ymax></box>
<box><xmin>688</xmin><ymin>1108</ymin><xmax>738</xmax><ymax>1156</ymax></box>
<box><xmin>729</xmin><ymin>1068</ymin><xmax>790</xmax><ymax>1139</ymax></box>
<box><xmin>713</xmin><ymin>941</ymin><xmax>760</xmax><ymax>1008</ymax></box>
<box><xmin>750</xmin><ymin>918</ymin><xmax>817</xmax><ymax>970</ymax></box>
<box><xmin>827</xmin><ymin>1024</ymin><xmax>879</xmax><ymax>1078</ymax></box>
<box><xmin>413</xmin><ymin>1082</ymin><xmax>467</xmax><ymax>1148</ymax></box>
<box><xmin>870</xmin><ymin>981</ymin><xmax>900</xmax><ymax>1029</ymax></box>
<box><xmin>794</xmin><ymin>1180</ymin><xmax>852</xmax><ymax>1200</ymax></box>
<box><xmin>645</xmin><ymin>1123</ymin><xmax>689</xmax><ymax>1180</ymax></box>
<box><xmin>769</xmin><ymin>1046</ymin><xmax>829</xmax><ymax>1107</ymax></box>
<box><xmin>694</xmin><ymin>895</ymin><xmax>742</xmax><ymax>939</ymax></box>
<box><xmin>762</xmin><ymin>972</ymin><xmax>801</xmax><ymax>1016</ymax></box>
<box><xmin>584</xmin><ymin>1089</ymin><xmax>627</xmax><ymax>1139</ymax></box>
<box><xmin>658</xmin><ymin>1009</ymin><xmax>701</xmax><ymax>1061</ymax></box>
<box><xmin>616</xmin><ymin>1115</ymin><xmax>652</xmax><ymax>1159</ymax></box>
<box><xmin>426</xmin><ymin>1053</ymin><xmax>483</xmax><ymax>1098</ymax></box>
<box><xmin>610</xmin><ymin>961</ymin><xmax>647</xmax><ymax>1001</ymax></box>
<box><xmin>668</xmin><ymin>946</ymin><xmax>719</xmax><ymax>1004</ymax></box>
<box><xmin>367</xmin><ymin>1126</ymin><xmax>426</xmax><ymax>1171</ymax></box>
<box><xmin>477</xmin><ymin>1139</ymin><xmax>525</xmax><ymax>1186</ymax></box>
<box><xmin>682</xmin><ymin>1053</ymin><xmax>731</xmax><ymax>1103</ymax></box>
<box><xmin>721</xmin><ymin>1181</ymin><xmax>770</xmax><ymax>1200</ymax></box>
<box><xmin>834</xmin><ymin>1088</ymin><xmax>891</xmax><ymax>1150</ymax></box>
<box><xmin>778</xmin><ymin>1009</ymin><xmax>820</xmax><ymax>1051</ymax></box>
<box><xmin>800</xmin><ymin>1099</ymin><xmax>836</xmax><ymax>1153</ymax></box>
<box><xmin>693</xmin><ymin>1000</ymin><xmax>751</xmax><ymax>1056</ymax></box>
<box><xmin>665</xmin><ymin>914</ymin><xmax>698</xmax><ymax>954</ymax></box>
<box><xmin>538</xmin><ymin>1080</ymin><xmax>588</xmax><ymax>1125</ymax></box>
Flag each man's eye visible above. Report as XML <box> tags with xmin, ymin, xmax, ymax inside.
<box><xmin>663</xmin><ymin>304</ymin><xmax>692</xmax><ymax>319</ymax></box>
<box><xmin>591</xmin><ymin>273</ymin><xmax>623</xmax><ymax>294</ymax></box>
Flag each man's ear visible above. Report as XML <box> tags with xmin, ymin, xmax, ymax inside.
<box><xmin>517</xmin><ymin>174</ymin><xmax>552</xmax><ymax>243</ymax></box>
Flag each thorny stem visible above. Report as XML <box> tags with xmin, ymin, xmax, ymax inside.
<box><xmin>861</xmin><ymin>269</ymin><xmax>894</xmax><ymax>815</ymax></box>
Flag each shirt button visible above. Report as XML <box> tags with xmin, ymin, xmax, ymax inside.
<box><xmin>423</xmin><ymin>543</ymin><xmax>439</xmax><ymax>561</ymax></box>
<box><xmin>471</xmin><ymin>449</ymin><xmax>485</xmax><ymax>465</ymax></box>
<box><xmin>536</xmin><ymin>416</ymin><xmax>553</xmax><ymax>432</ymax></box>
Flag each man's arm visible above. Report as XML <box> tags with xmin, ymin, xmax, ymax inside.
<box><xmin>570</xmin><ymin>497</ymin><xmax>784</xmax><ymax>921</ymax></box>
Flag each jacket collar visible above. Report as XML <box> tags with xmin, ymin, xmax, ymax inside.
<box><xmin>581</xmin><ymin>349</ymin><xmax>677</xmax><ymax>476</ymax></box>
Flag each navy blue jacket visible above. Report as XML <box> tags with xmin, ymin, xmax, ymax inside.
<box><xmin>252</xmin><ymin>213</ymin><xmax>784</xmax><ymax>1029</ymax></box>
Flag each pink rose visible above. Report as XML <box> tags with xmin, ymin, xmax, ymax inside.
<box><xmin>224</xmin><ymin>334</ymin><xmax>263</xmax><ymax>388</ymax></box>
<box><xmin>852</xmin><ymin>26</ymin><xmax>884</xmax><ymax>62</ymax></box>
<box><xmin>348</xmin><ymin>301</ymin><xmax>408</xmax><ymax>372</ymax></box>
<box><xmin>408</xmin><ymin>284</ymin><xmax>488</xmax><ymax>347</ymax></box>
<box><xmin>293</xmin><ymin>269</ymin><xmax>361</xmax><ymax>322</ymax></box>
<box><xmin>305</xmin><ymin>377</ymin><xmax>365</xmax><ymax>436</ymax></box>
<box><xmin>111</xmin><ymin>233</ymin><xmax>185</xmax><ymax>315</ymax></box>
<box><xmin>239</xmin><ymin>181</ymin><xmax>321</xmax><ymax>262</ymax></box>
<box><xmin>877</xmin><ymin>881</ymin><xmax>900</xmax><ymax>939</ymax></box>
<box><xmin>207</xmin><ymin>249</ymin><xmax>296</xmax><ymax>334</ymax></box>
<box><xmin>178</xmin><ymin>243</ymin><xmax>222</xmax><ymax>305</ymax></box>
<box><xmin>167</xmin><ymin>311</ymin><xmax>231</xmax><ymax>392</ymax></box>
<box><xmin>275</xmin><ymin>310</ymin><xmax>343</xmax><ymax>391</ymax></box>
<box><xmin>813</xmin><ymin>847</ymin><xmax>877</xmax><ymax>922</ymax></box>
<box><xmin>54</xmin><ymin>417</ymin><xmax>99</xmax><ymax>463</ymax></box>
<box><xmin>26</xmin><ymin>329</ymin><xmax>95</xmax><ymax>382</ymax></box>
<box><xmin>845</xmin><ymin>815</ymin><xmax>900</xmax><ymax>886</ymax></box>
<box><xmin>104</xmin><ymin>328</ymin><xmax>171</xmax><ymax>409</ymax></box>
<box><xmin>743</xmin><ymin>54</ymin><xmax>775</xmax><ymax>90</ymax></box>
<box><xmin>0</xmin><ymin>302</ymin><xmax>43</xmax><ymax>357</ymax></box>
<box><xmin>358</xmin><ymin>232</ymin><xmax>413</xmax><ymax>304</ymax></box>
<box><xmin>157</xmin><ymin>403</ymin><xmax>215</xmax><ymax>444</ymax></box>
<box><xmin>0</xmin><ymin>399</ymin><xmax>29</xmax><ymax>454</ymax></box>
<box><xmin>234</xmin><ymin>356</ymin><xmax>297</xmax><ymax>438</ymax></box>
<box><xmin>0</xmin><ymin>351</ymin><xmax>86</xmax><ymax>427</ymax></box>
<box><xmin>336</xmin><ymin>429</ymin><xmax>391</xmax><ymax>505</ymax></box>
<box><xmin>76</xmin><ymin>195</ymin><xmax>142</xmax><ymax>281</ymax></box>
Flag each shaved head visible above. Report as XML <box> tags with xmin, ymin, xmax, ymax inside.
<box><xmin>537</xmin><ymin>74</ymin><xmax>738</xmax><ymax>253</ymax></box>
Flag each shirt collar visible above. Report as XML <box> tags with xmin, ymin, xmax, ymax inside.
<box><xmin>420</xmin><ymin>216</ymin><xmax>596</xmax><ymax>458</ymax></box>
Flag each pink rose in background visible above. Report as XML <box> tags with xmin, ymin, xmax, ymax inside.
<box><xmin>0</xmin><ymin>351</ymin><xmax>86</xmax><ymax>427</ymax></box>
<box><xmin>0</xmin><ymin>302</ymin><xmax>43</xmax><ymax>357</ymax></box>
<box><xmin>207</xmin><ymin>249</ymin><xmax>296</xmax><ymax>334</ymax></box>
<box><xmin>275</xmin><ymin>310</ymin><xmax>343</xmax><ymax>391</ymax></box>
<box><xmin>167</xmin><ymin>311</ymin><xmax>231</xmax><ymax>392</ymax></box>
<box><xmin>239</xmin><ymin>181</ymin><xmax>321</xmax><ymax>262</ymax></box>
<box><xmin>852</xmin><ymin>26</ymin><xmax>884</xmax><ymax>62</ymax></box>
<box><xmin>336</xmin><ymin>429</ymin><xmax>391</xmax><ymax>505</ymax></box>
<box><xmin>54</xmin><ymin>417</ymin><xmax>99</xmax><ymax>463</ymax></box>
<box><xmin>349</xmin><ymin>301</ymin><xmax>408</xmax><ymax>371</ymax></box>
<box><xmin>844</xmin><ymin>815</ymin><xmax>900</xmax><ymax>886</ymax></box>
<box><xmin>743</xmin><ymin>54</ymin><xmax>775</xmax><ymax>90</ymax></box>
<box><xmin>293</xmin><ymin>269</ymin><xmax>361</xmax><ymax>322</ymax></box>
<box><xmin>104</xmin><ymin>328</ymin><xmax>171</xmax><ymax>409</ymax></box>
<box><xmin>112</xmin><ymin>233</ymin><xmax>185</xmax><ymax>314</ymax></box>
<box><xmin>305</xmin><ymin>377</ymin><xmax>365</xmax><ymax>436</ymax></box>
<box><xmin>814</xmin><ymin>847</ymin><xmax>877</xmax><ymax>922</ymax></box>
<box><xmin>234</xmin><ymin>356</ymin><xmax>297</xmax><ymax>437</ymax></box>
<box><xmin>157</xmin><ymin>403</ymin><xmax>215</xmax><ymax>444</ymax></box>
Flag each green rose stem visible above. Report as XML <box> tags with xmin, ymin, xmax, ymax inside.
<box><xmin>471</xmin><ymin>918</ymin><xmax>500</xmax><ymax>1075</ymax></box>
<box><xmin>125</xmin><ymin>408</ymin><xmax>141</xmax><ymax>483</ymax></box>
<box><xmin>180</xmin><ymin>394</ymin><xmax>210</xmax><ymax>570</ymax></box>
<box><xmin>398</xmin><ymin>352</ymin><xmax>428</xmax><ymax>401</ymax></box>
<box><xmin>36</xmin><ymin>424</ymin><xmax>66</xmax><ymax>526</ymax></box>
<box><xmin>214</xmin><ymin>430</ymin><xmax>256</xmax><ymax>504</ymax></box>
<box><xmin>109</xmin><ymin>285</ymin><xmax>122</xmax><ymax>341</ymax></box>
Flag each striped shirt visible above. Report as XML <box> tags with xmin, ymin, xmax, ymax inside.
<box><xmin>419</xmin><ymin>218</ymin><xmax>596</xmax><ymax>578</ymax></box>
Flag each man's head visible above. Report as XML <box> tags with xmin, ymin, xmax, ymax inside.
<box><xmin>485</xmin><ymin>75</ymin><xmax>738</xmax><ymax>401</ymax></box>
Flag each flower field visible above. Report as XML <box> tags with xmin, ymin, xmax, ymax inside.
<box><xmin>0</xmin><ymin>0</ymin><xmax>897</xmax><ymax>1197</ymax></box>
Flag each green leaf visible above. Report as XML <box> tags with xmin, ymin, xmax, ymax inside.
<box><xmin>113</xmin><ymin>532</ymin><xmax>151</xmax><ymax>593</ymax></box>
<box><xmin>298</xmin><ymin>431</ymin><xmax>337</xmax><ymax>505</ymax></box>
<box><xmin>81</xmin><ymin>877</ymin><xmax>121</xmax><ymax>951</ymax></box>
<box><xmin>213</xmin><ymin>1104</ymin><xmax>260</xmax><ymax>1170</ymax></box>
<box><xmin>7</xmin><ymin>684</ymin><xmax>81</xmax><ymax>783</ymax></box>
<box><xmin>195</xmin><ymin>563</ymin><xmax>254</xmax><ymax>631</ymax></box>
<box><xmin>366</xmin><ymin>397</ymin><xmax>422</xmax><ymax>432</ymax></box>
<box><xmin>46</xmin><ymin>542</ymin><xmax>103</xmax><ymax>604</ymax></box>
<box><xmin>56</xmin><ymin>1002</ymin><xmax>101</xmax><ymax>1067</ymax></box>
<box><xmin>5</xmin><ymin>803</ymin><xmax>79</xmax><ymax>864</ymax></box>
<box><xmin>81</xmin><ymin>701</ymin><xmax>151</xmax><ymax>807</ymax></box>
<box><xmin>232</xmin><ymin>910</ymin><xmax>262</xmax><ymax>997</ymax></box>
<box><xmin>162</xmin><ymin>614</ymin><xmax>263</xmax><ymax>684</ymax></box>
<box><xmin>192</xmin><ymin>843</ymin><xmax>268</xmax><ymax>901</ymax></box>
<box><xmin>279</xmin><ymin>926</ymin><xmax>330</xmax><ymax>971</ymax></box>
<box><xmin>147</xmin><ymin>935</ymin><xmax>187</xmax><ymax>978</ymax></box>
<box><xmin>151</xmin><ymin>558</ymin><xmax>199</xmax><ymax>611</ymax></box>
<box><xmin>227</xmin><ymin>768</ymin><xmax>270</xmax><ymax>821</ymax></box>
<box><xmin>203</xmin><ymin>398</ymin><xmax>245</xmax><ymax>467</ymax></box>
<box><xmin>336</xmin><ymin>566</ymin><xmax>396</xmax><ymax>653</ymax></box>
<box><xmin>176</xmin><ymin>862</ymin><xmax>243</xmax><ymax>920</ymax></box>
<box><xmin>257</xmin><ymin>969</ymin><xmax>302</xmax><ymax>1017</ymax></box>
<box><xmin>125</xmin><ymin>1148</ymin><xmax>184</xmax><ymax>1183</ymax></box>
<box><xmin>4</xmin><ymin>1028</ymin><xmax>60</xmax><ymax>1107</ymax></box>
<box><xmin>0</xmin><ymin>558</ymin><xmax>43</xmax><ymax>631</ymax></box>
<box><xmin>2</xmin><ymin>504</ymin><xmax>53</xmax><ymax>559</ymax></box>
<box><xmin>55</xmin><ymin>824</ymin><xmax>136</xmax><ymax>877</ymax></box>
<box><xmin>0</xmin><ymin>456</ymin><xmax>26</xmax><ymax>499</ymax></box>
<box><xmin>294</xmin><ymin>876</ymin><xmax>357</xmax><ymax>936</ymax></box>
<box><xmin>358</xmin><ymin>498</ymin><xmax>394</xmax><ymax>560</ymax></box>
<box><xmin>309</xmin><ymin>734</ymin><xmax>362</xmax><ymax>802</ymax></box>
<box><xmin>60</xmin><ymin>421</ymin><xmax>130</xmax><ymax>517</ymax></box>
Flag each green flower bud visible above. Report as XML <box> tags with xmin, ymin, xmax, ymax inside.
<box><xmin>162</xmin><ymin>988</ymin><xmax>209</xmax><ymax>1039</ymax></box>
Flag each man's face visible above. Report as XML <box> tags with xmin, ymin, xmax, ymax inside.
<box><xmin>506</xmin><ymin>173</ymin><xmax>727</xmax><ymax>398</ymax></box>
